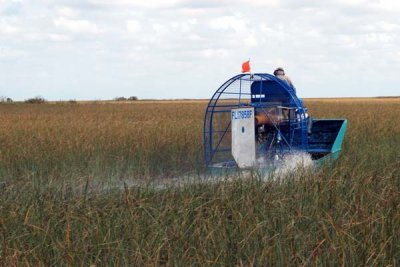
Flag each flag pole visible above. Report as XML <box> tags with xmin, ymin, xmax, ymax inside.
<box><xmin>248</xmin><ymin>58</ymin><xmax>254</xmax><ymax>79</ymax></box>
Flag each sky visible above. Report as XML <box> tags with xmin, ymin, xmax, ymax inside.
<box><xmin>0</xmin><ymin>0</ymin><xmax>399</xmax><ymax>100</ymax></box>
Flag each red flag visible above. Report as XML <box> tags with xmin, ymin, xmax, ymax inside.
<box><xmin>242</xmin><ymin>60</ymin><xmax>250</xmax><ymax>73</ymax></box>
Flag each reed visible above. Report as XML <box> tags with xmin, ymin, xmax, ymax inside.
<box><xmin>0</xmin><ymin>99</ymin><xmax>399</xmax><ymax>265</ymax></box>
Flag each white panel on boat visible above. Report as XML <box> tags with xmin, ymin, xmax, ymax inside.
<box><xmin>231</xmin><ymin>107</ymin><xmax>256</xmax><ymax>168</ymax></box>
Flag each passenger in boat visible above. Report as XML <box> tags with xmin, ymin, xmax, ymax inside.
<box><xmin>273</xmin><ymin>67</ymin><xmax>313</xmax><ymax>133</ymax></box>
<box><xmin>273</xmin><ymin>67</ymin><xmax>296</xmax><ymax>92</ymax></box>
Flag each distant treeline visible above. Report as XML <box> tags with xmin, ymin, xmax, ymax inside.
<box><xmin>1</xmin><ymin>96</ymin><xmax>139</xmax><ymax>104</ymax></box>
<box><xmin>0</xmin><ymin>96</ymin><xmax>13</xmax><ymax>103</ymax></box>
<box><xmin>113</xmin><ymin>96</ymin><xmax>138</xmax><ymax>101</ymax></box>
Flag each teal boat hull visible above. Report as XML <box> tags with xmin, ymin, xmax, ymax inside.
<box><xmin>307</xmin><ymin>119</ymin><xmax>348</xmax><ymax>165</ymax></box>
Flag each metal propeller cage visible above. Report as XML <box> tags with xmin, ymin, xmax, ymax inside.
<box><xmin>203</xmin><ymin>73</ymin><xmax>309</xmax><ymax>168</ymax></box>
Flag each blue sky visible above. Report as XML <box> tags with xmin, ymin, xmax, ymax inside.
<box><xmin>0</xmin><ymin>0</ymin><xmax>399</xmax><ymax>100</ymax></box>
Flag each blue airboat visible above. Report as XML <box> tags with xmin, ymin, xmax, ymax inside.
<box><xmin>203</xmin><ymin>73</ymin><xmax>347</xmax><ymax>172</ymax></box>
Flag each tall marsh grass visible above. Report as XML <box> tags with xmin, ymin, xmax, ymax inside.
<box><xmin>0</xmin><ymin>99</ymin><xmax>399</xmax><ymax>265</ymax></box>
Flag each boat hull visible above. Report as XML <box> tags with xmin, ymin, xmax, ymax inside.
<box><xmin>207</xmin><ymin>119</ymin><xmax>348</xmax><ymax>175</ymax></box>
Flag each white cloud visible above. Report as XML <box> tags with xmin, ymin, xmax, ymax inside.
<box><xmin>244</xmin><ymin>35</ymin><xmax>258</xmax><ymax>47</ymax></box>
<box><xmin>47</xmin><ymin>33</ymin><xmax>71</xmax><ymax>42</ymax></box>
<box><xmin>187</xmin><ymin>34</ymin><xmax>201</xmax><ymax>41</ymax></box>
<box><xmin>260</xmin><ymin>24</ymin><xmax>274</xmax><ymax>34</ymax></box>
<box><xmin>57</xmin><ymin>6</ymin><xmax>79</xmax><ymax>18</ymax></box>
<box><xmin>1</xmin><ymin>0</ymin><xmax>400</xmax><ymax>100</ymax></box>
<box><xmin>209</xmin><ymin>16</ymin><xmax>247</xmax><ymax>33</ymax></box>
<box><xmin>126</xmin><ymin>20</ymin><xmax>141</xmax><ymax>32</ymax></box>
<box><xmin>0</xmin><ymin>20</ymin><xmax>19</xmax><ymax>34</ymax></box>
<box><xmin>54</xmin><ymin>17</ymin><xmax>101</xmax><ymax>34</ymax></box>
<box><xmin>335</xmin><ymin>0</ymin><xmax>369</xmax><ymax>6</ymax></box>
<box><xmin>88</xmin><ymin>0</ymin><xmax>183</xmax><ymax>8</ymax></box>
<box><xmin>152</xmin><ymin>23</ymin><xmax>169</xmax><ymax>35</ymax></box>
<box><xmin>371</xmin><ymin>0</ymin><xmax>400</xmax><ymax>11</ymax></box>
<box><xmin>364</xmin><ymin>32</ymin><xmax>392</xmax><ymax>44</ymax></box>
<box><xmin>0</xmin><ymin>46</ymin><xmax>27</xmax><ymax>58</ymax></box>
<box><xmin>9</xmin><ymin>31</ymin><xmax>71</xmax><ymax>42</ymax></box>
<box><xmin>202</xmin><ymin>48</ymin><xmax>229</xmax><ymax>58</ymax></box>
<box><xmin>188</xmin><ymin>18</ymin><xmax>197</xmax><ymax>25</ymax></box>
<box><xmin>378</xmin><ymin>21</ymin><xmax>400</xmax><ymax>32</ymax></box>
<box><xmin>238</xmin><ymin>0</ymin><xmax>278</xmax><ymax>7</ymax></box>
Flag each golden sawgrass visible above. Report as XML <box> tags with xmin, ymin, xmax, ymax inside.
<box><xmin>0</xmin><ymin>98</ymin><xmax>399</xmax><ymax>265</ymax></box>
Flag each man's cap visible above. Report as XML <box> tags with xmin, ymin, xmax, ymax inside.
<box><xmin>273</xmin><ymin>67</ymin><xmax>285</xmax><ymax>76</ymax></box>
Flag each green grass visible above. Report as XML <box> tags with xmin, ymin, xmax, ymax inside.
<box><xmin>0</xmin><ymin>99</ymin><xmax>399</xmax><ymax>265</ymax></box>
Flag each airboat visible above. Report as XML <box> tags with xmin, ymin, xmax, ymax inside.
<box><xmin>203</xmin><ymin>73</ymin><xmax>347</xmax><ymax>173</ymax></box>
